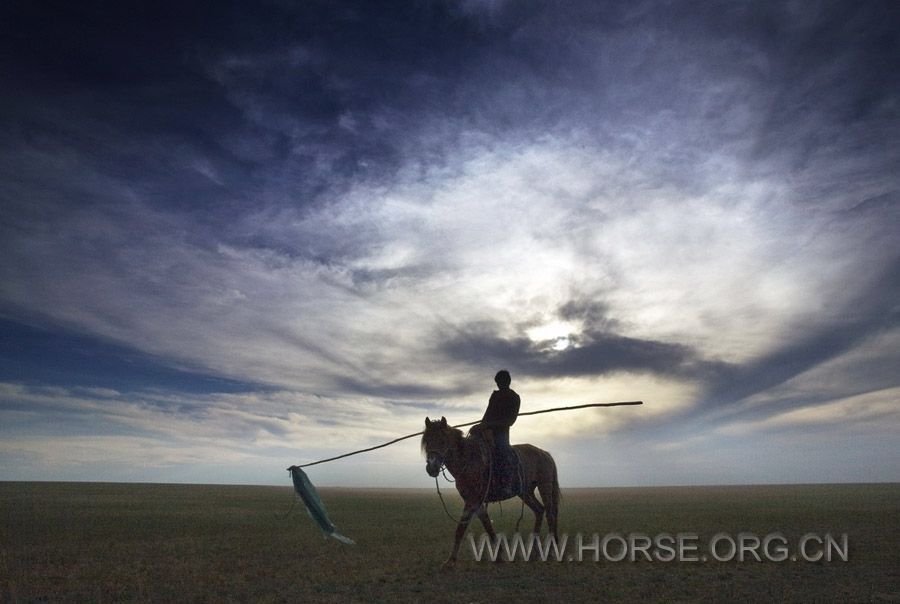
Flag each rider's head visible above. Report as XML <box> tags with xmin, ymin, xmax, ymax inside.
<box><xmin>494</xmin><ymin>369</ymin><xmax>511</xmax><ymax>389</ymax></box>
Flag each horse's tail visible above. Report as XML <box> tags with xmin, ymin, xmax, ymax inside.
<box><xmin>548</xmin><ymin>451</ymin><xmax>561</xmax><ymax>512</ymax></box>
<box><xmin>543</xmin><ymin>450</ymin><xmax>561</xmax><ymax>540</ymax></box>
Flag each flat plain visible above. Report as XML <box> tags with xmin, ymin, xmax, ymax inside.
<box><xmin>1</xmin><ymin>482</ymin><xmax>898</xmax><ymax>602</ymax></box>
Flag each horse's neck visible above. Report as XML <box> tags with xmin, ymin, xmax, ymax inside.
<box><xmin>443</xmin><ymin>433</ymin><xmax>479</xmax><ymax>477</ymax></box>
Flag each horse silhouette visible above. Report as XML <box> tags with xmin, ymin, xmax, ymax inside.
<box><xmin>422</xmin><ymin>416</ymin><xmax>560</xmax><ymax>564</ymax></box>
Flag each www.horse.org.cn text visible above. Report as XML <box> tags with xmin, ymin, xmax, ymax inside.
<box><xmin>468</xmin><ymin>532</ymin><xmax>849</xmax><ymax>563</ymax></box>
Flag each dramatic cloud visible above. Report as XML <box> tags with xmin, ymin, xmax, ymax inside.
<box><xmin>1</xmin><ymin>1</ymin><xmax>897</xmax><ymax>485</ymax></box>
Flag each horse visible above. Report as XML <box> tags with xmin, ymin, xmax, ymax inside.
<box><xmin>421</xmin><ymin>416</ymin><xmax>560</xmax><ymax>564</ymax></box>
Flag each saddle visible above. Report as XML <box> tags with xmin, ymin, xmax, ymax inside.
<box><xmin>488</xmin><ymin>446</ymin><xmax>522</xmax><ymax>501</ymax></box>
<box><xmin>474</xmin><ymin>431</ymin><xmax>522</xmax><ymax>501</ymax></box>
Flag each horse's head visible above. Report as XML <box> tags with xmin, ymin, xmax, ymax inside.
<box><xmin>421</xmin><ymin>416</ymin><xmax>455</xmax><ymax>477</ymax></box>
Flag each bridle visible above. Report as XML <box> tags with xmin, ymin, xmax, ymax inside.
<box><xmin>425</xmin><ymin>443</ymin><xmax>452</xmax><ymax>476</ymax></box>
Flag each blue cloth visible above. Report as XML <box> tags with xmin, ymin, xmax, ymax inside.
<box><xmin>289</xmin><ymin>466</ymin><xmax>354</xmax><ymax>544</ymax></box>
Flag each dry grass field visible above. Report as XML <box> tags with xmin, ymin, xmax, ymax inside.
<box><xmin>1</xmin><ymin>482</ymin><xmax>898</xmax><ymax>602</ymax></box>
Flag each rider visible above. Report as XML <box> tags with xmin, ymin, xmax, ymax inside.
<box><xmin>470</xmin><ymin>369</ymin><xmax>521</xmax><ymax>498</ymax></box>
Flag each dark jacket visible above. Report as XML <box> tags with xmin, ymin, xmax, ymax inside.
<box><xmin>480</xmin><ymin>388</ymin><xmax>520</xmax><ymax>429</ymax></box>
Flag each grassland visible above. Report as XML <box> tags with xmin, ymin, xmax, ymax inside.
<box><xmin>1</xmin><ymin>482</ymin><xmax>898</xmax><ymax>602</ymax></box>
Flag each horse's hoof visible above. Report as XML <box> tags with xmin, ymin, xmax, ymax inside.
<box><xmin>441</xmin><ymin>557</ymin><xmax>456</xmax><ymax>568</ymax></box>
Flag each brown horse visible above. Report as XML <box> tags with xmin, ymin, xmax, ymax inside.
<box><xmin>422</xmin><ymin>416</ymin><xmax>560</xmax><ymax>564</ymax></box>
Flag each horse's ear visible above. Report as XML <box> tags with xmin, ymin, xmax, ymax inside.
<box><xmin>425</xmin><ymin>417</ymin><xmax>431</xmax><ymax>427</ymax></box>
<box><xmin>440</xmin><ymin>416</ymin><xmax>447</xmax><ymax>425</ymax></box>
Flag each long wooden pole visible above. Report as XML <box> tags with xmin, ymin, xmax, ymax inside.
<box><xmin>289</xmin><ymin>400</ymin><xmax>643</xmax><ymax>469</ymax></box>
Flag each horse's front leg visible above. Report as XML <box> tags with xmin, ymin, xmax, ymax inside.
<box><xmin>475</xmin><ymin>505</ymin><xmax>511</xmax><ymax>563</ymax></box>
<box><xmin>444</xmin><ymin>504</ymin><xmax>478</xmax><ymax>566</ymax></box>
<box><xmin>475</xmin><ymin>505</ymin><xmax>496</xmax><ymax>540</ymax></box>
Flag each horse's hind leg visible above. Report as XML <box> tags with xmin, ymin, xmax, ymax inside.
<box><xmin>520</xmin><ymin>487</ymin><xmax>545</xmax><ymax>535</ymax></box>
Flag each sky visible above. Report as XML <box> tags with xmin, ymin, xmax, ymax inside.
<box><xmin>1</xmin><ymin>0</ymin><xmax>898</xmax><ymax>487</ymax></box>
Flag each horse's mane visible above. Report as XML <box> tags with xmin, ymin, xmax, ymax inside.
<box><xmin>420</xmin><ymin>423</ymin><xmax>464</xmax><ymax>454</ymax></box>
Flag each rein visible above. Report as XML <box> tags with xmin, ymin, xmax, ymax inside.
<box><xmin>434</xmin><ymin>475</ymin><xmax>459</xmax><ymax>522</ymax></box>
<box><xmin>428</xmin><ymin>439</ymin><xmax>464</xmax><ymax>523</ymax></box>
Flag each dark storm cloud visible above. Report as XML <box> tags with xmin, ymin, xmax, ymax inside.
<box><xmin>3</xmin><ymin>1</ymin><xmax>896</xmax><ymax>227</ymax></box>
<box><xmin>0</xmin><ymin>318</ymin><xmax>261</xmax><ymax>394</ymax></box>
<box><xmin>0</xmin><ymin>1</ymin><xmax>550</xmax><ymax>265</ymax></box>
<box><xmin>0</xmin><ymin>3</ymin><xmax>260</xmax><ymax>206</ymax></box>
<box><xmin>697</xmin><ymin>253</ymin><xmax>900</xmax><ymax>417</ymax></box>
<box><xmin>439</xmin><ymin>319</ymin><xmax>729</xmax><ymax>384</ymax></box>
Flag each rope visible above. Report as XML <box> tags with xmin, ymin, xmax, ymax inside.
<box><xmin>515</xmin><ymin>498</ymin><xmax>525</xmax><ymax>533</ymax></box>
<box><xmin>280</xmin><ymin>494</ymin><xmax>299</xmax><ymax>519</ymax></box>
<box><xmin>513</xmin><ymin>448</ymin><xmax>526</xmax><ymax>532</ymax></box>
<box><xmin>480</xmin><ymin>441</ymin><xmax>493</xmax><ymax>511</ymax></box>
<box><xmin>291</xmin><ymin>401</ymin><xmax>643</xmax><ymax>468</ymax></box>
<box><xmin>435</xmin><ymin>475</ymin><xmax>460</xmax><ymax>523</ymax></box>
